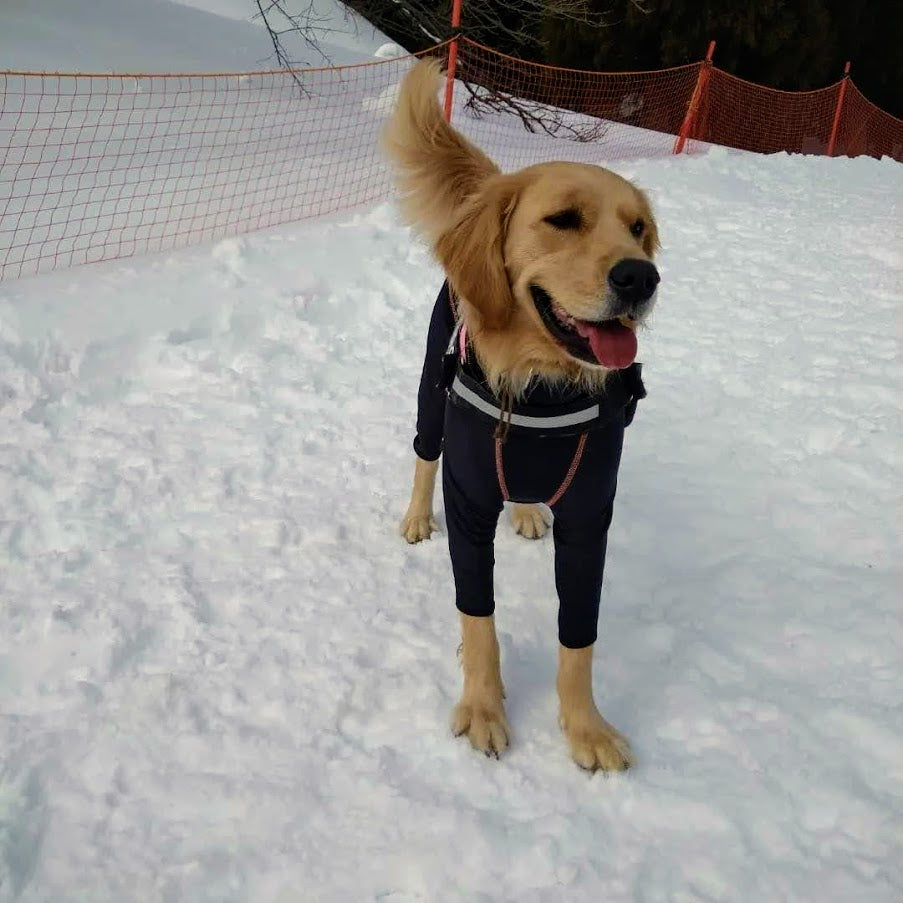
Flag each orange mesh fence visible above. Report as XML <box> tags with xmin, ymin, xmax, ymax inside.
<box><xmin>689</xmin><ymin>68</ymin><xmax>842</xmax><ymax>156</ymax></box>
<box><xmin>833</xmin><ymin>80</ymin><xmax>903</xmax><ymax>161</ymax></box>
<box><xmin>1</xmin><ymin>39</ymin><xmax>900</xmax><ymax>282</ymax></box>
<box><xmin>455</xmin><ymin>41</ymin><xmax>902</xmax><ymax>164</ymax></box>
<box><xmin>0</xmin><ymin>50</ymin><xmax>442</xmax><ymax>281</ymax></box>
<box><xmin>452</xmin><ymin>39</ymin><xmax>703</xmax><ymax>169</ymax></box>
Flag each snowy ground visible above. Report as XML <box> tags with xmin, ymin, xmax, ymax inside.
<box><xmin>1</xmin><ymin>145</ymin><xmax>901</xmax><ymax>900</ymax></box>
<box><xmin>0</xmin><ymin>0</ymin><xmax>389</xmax><ymax>73</ymax></box>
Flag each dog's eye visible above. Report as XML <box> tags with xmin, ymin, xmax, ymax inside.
<box><xmin>544</xmin><ymin>208</ymin><xmax>582</xmax><ymax>230</ymax></box>
<box><xmin>630</xmin><ymin>219</ymin><xmax>645</xmax><ymax>238</ymax></box>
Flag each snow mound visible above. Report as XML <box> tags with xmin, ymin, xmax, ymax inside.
<box><xmin>374</xmin><ymin>42</ymin><xmax>407</xmax><ymax>60</ymax></box>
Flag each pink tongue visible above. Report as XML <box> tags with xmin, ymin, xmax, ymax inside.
<box><xmin>573</xmin><ymin>320</ymin><xmax>638</xmax><ymax>369</ymax></box>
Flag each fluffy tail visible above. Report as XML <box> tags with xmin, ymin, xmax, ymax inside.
<box><xmin>382</xmin><ymin>59</ymin><xmax>499</xmax><ymax>245</ymax></box>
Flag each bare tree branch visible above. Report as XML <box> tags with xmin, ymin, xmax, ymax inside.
<box><xmin>347</xmin><ymin>0</ymin><xmax>634</xmax><ymax>53</ymax></box>
<box><xmin>255</xmin><ymin>0</ymin><xmax>336</xmax><ymax>76</ymax></box>
<box><xmin>461</xmin><ymin>82</ymin><xmax>608</xmax><ymax>143</ymax></box>
<box><xmin>255</xmin><ymin>0</ymin><xmax>648</xmax><ymax>138</ymax></box>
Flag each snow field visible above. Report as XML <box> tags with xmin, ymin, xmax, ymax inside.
<box><xmin>1</xmin><ymin>146</ymin><xmax>901</xmax><ymax>900</ymax></box>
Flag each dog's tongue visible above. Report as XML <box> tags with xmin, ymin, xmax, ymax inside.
<box><xmin>573</xmin><ymin>320</ymin><xmax>638</xmax><ymax>369</ymax></box>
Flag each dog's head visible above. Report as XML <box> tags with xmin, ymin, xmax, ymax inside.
<box><xmin>437</xmin><ymin>163</ymin><xmax>660</xmax><ymax>380</ymax></box>
<box><xmin>385</xmin><ymin>61</ymin><xmax>661</xmax><ymax>390</ymax></box>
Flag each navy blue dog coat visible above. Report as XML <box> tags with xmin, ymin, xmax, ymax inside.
<box><xmin>413</xmin><ymin>282</ymin><xmax>645</xmax><ymax>649</ymax></box>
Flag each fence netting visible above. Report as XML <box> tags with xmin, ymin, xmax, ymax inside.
<box><xmin>451</xmin><ymin>39</ymin><xmax>702</xmax><ymax>169</ymax></box>
<box><xmin>691</xmin><ymin>68</ymin><xmax>841</xmax><ymax>156</ymax></box>
<box><xmin>834</xmin><ymin>81</ymin><xmax>903</xmax><ymax>161</ymax></box>
<box><xmin>0</xmin><ymin>55</ymin><xmax>427</xmax><ymax>280</ymax></box>
<box><xmin>1</xmin><ymin>39</ymin><xmax>900</xmax><ymax>281</ymax></box>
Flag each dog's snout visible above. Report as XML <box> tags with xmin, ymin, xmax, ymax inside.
<box><xmin>608</xmin><ymin>259</ymin><xmax>660</xmax><ymax>306</ymax></box>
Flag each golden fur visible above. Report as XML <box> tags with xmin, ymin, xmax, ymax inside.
<box><xmin>557</xmin><ymin>644</ymin><xmax>633</xmax><ymax>770</ymax></box>
<box><xmin>451</xmin><ymin>613</ymin><xmax>508</xmax><ymax>756</ymax></box>
<box><xmin>386</xmin><ymin>60</ymin><xmax>658</xmax><ymax>770</ymax></box>
<box><xmin>384</xmin><ymin>59</ymin><xmax>660</xmax><ymax>397</ymax></box>
<box><xmin>399</xmin><ymin>455</ymin><xmax>439</xmax><ymax>543</ymax></box>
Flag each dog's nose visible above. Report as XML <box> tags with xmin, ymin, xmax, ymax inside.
<box><xmin>608</xmin><ymin>259</ymin><xmax>660</xmax><ymax>306</ymax></box>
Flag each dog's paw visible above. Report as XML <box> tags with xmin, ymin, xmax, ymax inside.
<box><xmin>452</xmin><ymin>699</ymin><xmax>509</xmax><ymax>757</ymax></box>
<box><xmin>562</xmin><ymin>714</ymin><xmax>633</xmax><ymax>772</ymax></box>
<box><xmin>510</xmin><ymin>503</ymin><xmax>549</xmax><ymax>540</ymax></box>
<box><xmin>400</xmin><ymin>510</ymin><xmax>437</xmax><ymax>543</ymax></box>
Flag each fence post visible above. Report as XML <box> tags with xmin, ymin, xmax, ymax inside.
<box><xmin>673</xmin><ymin>40</ymin><xmax>716</xmax><ymax>154</ymax></box>
<box><xmin>443</xmin><ymin>0</ymin><xmax>463</xmax><ymax>123</ymax></box>
<box><xmin>826</xmin><ymin>61</ymin><xmax>851</xmax><ymax>157</ymax></box>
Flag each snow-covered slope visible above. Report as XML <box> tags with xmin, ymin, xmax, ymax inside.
<box><xmin>0</xmin><ymin>0</ymin><xmax>390</xmax><ymax>73</ymax></box>
<box><xmin>173</xmin><ymin>0</ymin><xmax>397</xmax><ymax>59</ymax></box>
<box><xmin>1</xmin><ymin>148</ymin><xmax>901</xmax><ymax>901</ymax></box>
<box><xmin>1</xmin><ymin>1</ymin><xmax>902</xmax><ymax>900</ymax></box>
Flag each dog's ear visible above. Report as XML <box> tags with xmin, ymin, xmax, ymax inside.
<box><xmin>435</xmin><ymin>174</ymin><xmax>519</xmax><ymax>331</ymax></box>
<box><xmin>636</xmin><ymin>189</ymin><xmax>661</xmax><ymax>258</ymax></box>
<box><xmin>642</xmin><ymin>214</ymin><xmax>661</xmax><ymax>259</ymax></box>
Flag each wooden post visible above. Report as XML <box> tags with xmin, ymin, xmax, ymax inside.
<box><xmin>827</xmin><ymin>61</ymin><xmax>851</xmax><ymax>157</ymax></box>
<box><xmin>443</xmin><ymin>0</ymin><xmax>463</xmax><ymax>123</ymax></box>
<box><xmin>673</xmin><ymin>40</ymin><xmax>716</xmax><ymax>154</ymax></box>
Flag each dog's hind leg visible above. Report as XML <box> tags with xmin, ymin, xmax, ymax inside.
<box><xmin>452</xmin><ymin>613</ymin><xmax>509</xmax><ymax>756</ymax></box>
<box><xmin>400</xmin><ymin>456</ymin><xmax>439</xmax><ymax>543</ymax></box>
<box><xmin>510</xmin><ymin>503</ymin><xmax>550</xmax><ymax>539</ymax></box>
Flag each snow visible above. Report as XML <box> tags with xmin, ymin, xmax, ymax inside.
<box><xmin>172</xmin><ymin>0</ymin><xmax>392</xmax><ymax>60</ymax></box>
<box><xmin>2</xmin><ymin>145</ymin><xmax>902</xmax><ymax>900</ymax></box>
<box><xmin>374</xmin><ymin>43</ymin><xmax>408</xmax><ymax>60</ymax></box>
<box><xmin>0</xmin><ymin>0</ymin><xmax>391</xmax><ymax>73</ymax></box>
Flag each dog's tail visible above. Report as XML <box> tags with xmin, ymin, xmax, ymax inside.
<box><xmin>383</xmin><ymin>59</ymin><xmax>499</xmax><ymax>245</ymax></box>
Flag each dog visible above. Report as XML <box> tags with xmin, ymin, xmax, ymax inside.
<box><xmin>384</xmin><ymin>60</ymin><xmax>660</xmax><ymax>771</ymax></box>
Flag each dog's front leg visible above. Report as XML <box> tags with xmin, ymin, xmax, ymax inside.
<box><xmin>557</xmin><ymin>644</ymin><xmax>633</xmax><ymax>771</ymax></box>
<box><xmin>400</xmin><ymin>456</ymin><xmax>439</xmax><ymax>543</ymax></box>
<box><xmin>452</xmin><ymin>613</ymin><xmax>509</xmax><ymax>756</ymax></box>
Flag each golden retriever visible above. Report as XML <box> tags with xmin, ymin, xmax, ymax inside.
<box><xmin>384</xmin><ymin>59</ymin><xmax>660</xmax><ymax>771</ymax></box>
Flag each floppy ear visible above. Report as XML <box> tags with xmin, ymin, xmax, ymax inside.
<box><xmin>435</xmin><ymin>174</ymin><xmax>519</xmax><ymax>331</ymax></box>
<box><xmin>642</xmin><ymin>215</ymin><xmax>661</xmax><ymax>258</ymax></box>
<box><xmin>637</xmin><ymin>189</ymin><xmax>661</xmax><ymax>258</ymax></box>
